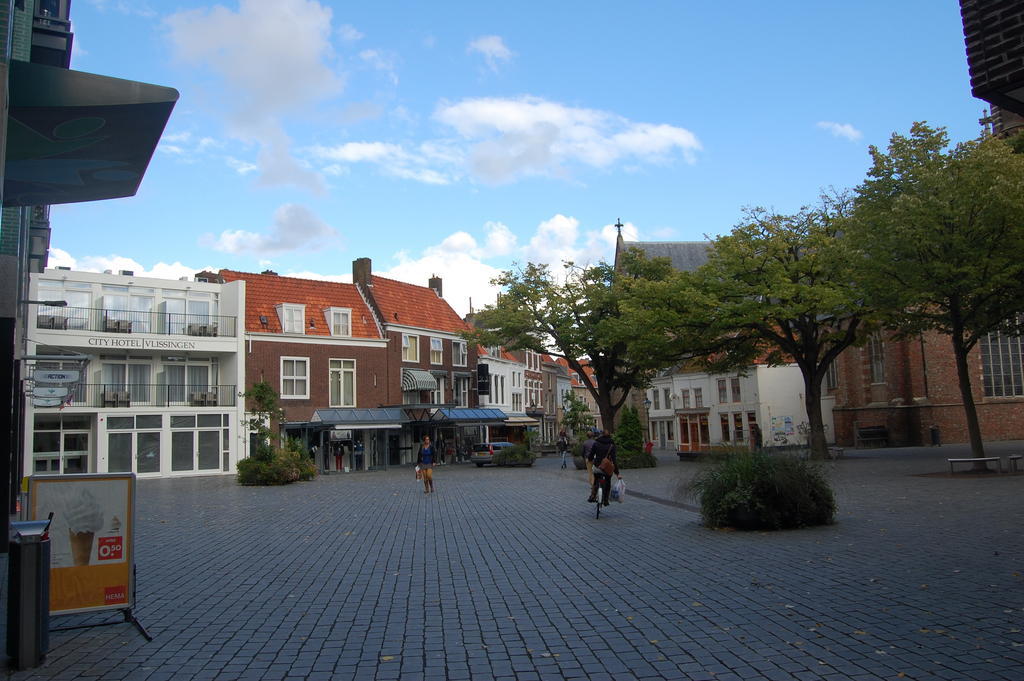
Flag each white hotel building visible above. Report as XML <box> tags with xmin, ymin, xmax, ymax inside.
<box><xmin>23</xmin><ymin>268</ymin><xmax>246</xmax><ymax>478</ymax></box>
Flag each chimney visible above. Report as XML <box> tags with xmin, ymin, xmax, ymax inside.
<box><xmin>428</xmin><ymin>274</ymin><xmax>442</xmax><ymax>298</ymax></box>
<box><xmin>353</xmin><ymin>257</ymin><xmax>372</xmax><ymax>288</ymax></box>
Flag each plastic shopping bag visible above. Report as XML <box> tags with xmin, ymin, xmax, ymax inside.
<box><xmin>415</xmin><ymin>465</ymin><xmax>422</xmax><ymax>481</ymax></box>
<box><xmin>611</xmin><ymin>477</ymin><xmax>625</xmax><ymax>503</ymax></box>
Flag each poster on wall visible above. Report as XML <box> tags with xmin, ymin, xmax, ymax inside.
<box><xmin>771</xmin><ymin>416</ymin><xmax>795</xmax><ymax>445</ymax></box>
<box><xmin>29</xmin><ymin>473</ymin><xmax>135</xmax><ymax>615</ymax></box>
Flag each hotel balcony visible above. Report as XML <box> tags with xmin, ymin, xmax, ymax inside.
<box><xmin>34</xmin><ymin>306</ymin><xmax>237</xmax><ymax>337</ymax></box>
<box><xmin>38</xmin><ymin>384</ymin><xmax>238</xmax><ymax>409</ymax></box>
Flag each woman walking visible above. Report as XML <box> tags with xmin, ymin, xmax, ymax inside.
<box><xmin>418</xmin><ymin>435</ymin><xmax>436</xmax><ymax>494</ymax></box>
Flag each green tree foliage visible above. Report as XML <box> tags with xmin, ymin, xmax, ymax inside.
<box><xmin>243</xmin><ymin>380</ymin><xmax>284</xmax><ymax>462</ymax></box>
<box><xmin>626</xmin><ymin>195</ymin><xmax>877</xmax><ymax>459</ymax></box>
<box><xmin>466</xmin><ymin>251</ymin><xmax>679</xmax><ymax>428</ymax></box>
<box><xmin>614</xmin><ymin>405</ymin><xmax>655</xmax><ymax>468</ymax></box>
<box><xmin>560</xmin><ymin>390</ymin><xmax>595</xmax><ymax>440</ymax></box>
<box><xmin>849</xmin><ymin>123</ymin><xmax>1024</xmax><ymax>460</ymax></box>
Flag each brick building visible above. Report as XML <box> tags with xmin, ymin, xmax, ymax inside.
<box><xmin>831</xmin><ymin>328</ymin><xmax>1024</xmax><ymax>447</ymax></box>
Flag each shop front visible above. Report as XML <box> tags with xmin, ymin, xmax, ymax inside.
<box><xmin>286</xmin><ymin>408</ymin><xmax>404</xmax><ymax>472</ymax></box>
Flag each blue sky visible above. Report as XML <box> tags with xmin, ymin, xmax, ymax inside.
<box><xmin>53</xmin><ymin>0</ymin><xmax>982</xmax><ymax>316</ymax></box>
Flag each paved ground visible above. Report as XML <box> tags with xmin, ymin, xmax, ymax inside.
<box><xmin>4</xmin><ymin>441</ymin><xmax>1024</xmax><ymax>680</ymax></box>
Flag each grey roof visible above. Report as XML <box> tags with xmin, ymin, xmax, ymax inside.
<box><xmin>623</xmin><ymin>241</ymin><xmax>710</xmax><ymax>272</ymax></box>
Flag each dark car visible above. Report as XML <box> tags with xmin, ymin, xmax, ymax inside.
<box><xmin>470</xmin><ymin>441</ymin><xmax>516</xmax><ymax>467</ymax></box>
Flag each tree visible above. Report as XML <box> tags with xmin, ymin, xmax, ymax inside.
<box><xmin>560</xmin><ymin>389</ymin><xmax>595</xmax><ymax>440</ymax></box>
<box><xmin>850</xmin><ymin>123</ymin><xmax>1024</xmax><ymax>461</ymax></box>
<box><xmin>626</xmin><ymin>195</ymin><xmax>877</xmax><ymax>459</ymax></box>
<box><xmin>466</xmin><ymin>251</ymin><xmax>678</xmax><ymax>429</ymax></box>
<box><xmin>244</xmin><ymin>380</ymin><xmax>284</xmax><ymax>461</ymax></box>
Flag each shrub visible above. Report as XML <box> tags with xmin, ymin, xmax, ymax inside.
<box><xmin>237</xmin><ymin>438</ymin><xmax>318</xmax><ymax>485</ymax></box>
<box><xmin>613</xmin><ymin>406</ymin><xmax>655</xmax><ymax>469</ymax></box>
<box><xmin>494</xmin><ymin>444</ymin><xmax>537</xmax><ymax>466</ymax></box>
<box><xmin>617</xmin><ymin>448</ymin><xmax>657</xmax><ymax>469</ymax></box>
<box><xmin>688</xmin><ymin>449</ymin><xmax>836</xmax><ymax>530</ymax></box>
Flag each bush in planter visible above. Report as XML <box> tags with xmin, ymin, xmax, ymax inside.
<box><xmin>494</xmin><ymin>443</ymin><xmax>537</xmax><ymax>467</ymax></box>
<box><xmin>612</xmin><ymin>407</ymin><xmax>656</xmax><ymax>469</ymax></box>
<box><xmin>237</xmin><ymin>438</ymin><xmax>318</xmax><ymax>485</ymax></box>
<box><xmin>688</xmin><ymin>448</ymin><xmax>835</xmax><ymax>530</ymax></box>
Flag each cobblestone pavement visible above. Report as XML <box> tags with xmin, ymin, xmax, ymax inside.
<box><xmin>5</xmin><ymin>442</ymin><xmax>1024</xmax><ymax>680</ymax></box>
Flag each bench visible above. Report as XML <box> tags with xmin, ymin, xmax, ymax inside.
<box><xmin>827</xmin><ymin>446</ymin><xmax>845</xmax><ymax>459</ymax></box>
<box><xmin>1008</xmin><ymin>454</ymin><xmax>1022</xmax><ymax>473</ymax></box>
<box><xmin>948</xmin><ymin>457</ymin><xmax>1002</xmax><ymax>474</ymax></box>
<box><xmin>854</xmin><ymin>425</ymin><xmax>888</xmax><ymax>448</ymax></box>
<box><xmin>102</xmin><ymin>390</ymin><xmax>130</xmax><ymax>408</ymax></box>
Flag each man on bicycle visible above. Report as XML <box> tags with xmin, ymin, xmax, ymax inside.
<box><xmin>587</xmin><ymin>429</ymin><xmax>621</xmax><ymax>506</ymax></box>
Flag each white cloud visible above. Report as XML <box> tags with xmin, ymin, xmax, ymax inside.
<box><xmin>200</xmin><ymin>203</ymin><xmax>338</xmax><ymax>256</ymax></box>
<box><xmin>338</xmin><ymin>24</ymin><xmax>363</xmax><ymax>42</ymax></box>
<box><xmin>307</xmin><ymin>141</ymin><xmax>453</xmax><ymax>185</ymax></box>
<box><xmin>165</xmin><ymin>0</ymin><xmax>344</xmax><ymax>192</ymax></box>
<box><xmin>467</xmin><ymin>35</ymin><xmax>513</xmax><ymax>72</ymax></box>
<box><xmin>434</xmin><ymin>96</ymin><xmax>701</xmax><ymax>184</ymax></box>
<box><xmin>817</xmin><ymin>121</ymin><xmax>863</xmax><ymax>142</ymax></box>
<box><xmin>359</xmin><ymin>49</ymin><xmax>399</xmax><ymax>85</ymax></box>
<box><xmin>484</xmin><ymin>222</ymin><xmax>517</xmax><ymax>256</ymax></box>
<box><xmin>382</xmin><ymin>250</ymin><xmax>504</xmax><ymax>318</ymax></box>
<box><xmin>226</xmin><ymin>157</ymin><xmax>259</xmax><ymax>175</ymax></box>
<box><xmin>47</xmin><ymin>248</ymin><xmax>209</xmax><ymax>282</ymax></box>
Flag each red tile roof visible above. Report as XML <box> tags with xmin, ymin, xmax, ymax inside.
<box><xmin>368</xmin><ymin>275</ymin><xmax>469</xmax><ymax>335</ymax></box>
<box><xmin>219</xmin><ymin>269</ymin><xmax>381</xmax><ymax>338</ymax></box>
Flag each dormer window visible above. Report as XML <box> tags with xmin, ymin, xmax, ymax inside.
<box><xmin>325</xmin><ymin>307</ymin><xmax>352</xmax><ymax>337</ymax></box>
<box><xmin>276</xmin><ymin>304</ymin><xmax>305</xmax><ymax>334</ymax></box>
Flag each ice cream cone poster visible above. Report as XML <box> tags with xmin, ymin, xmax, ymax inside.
<box><xmin>29</xmin><ymin>474</ymin><xmax>135</xmax><ymax>615</ymax></box>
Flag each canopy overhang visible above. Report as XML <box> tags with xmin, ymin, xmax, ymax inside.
<box><xmin>310</xmin><ymin>408</ymin><xmax>404</xmax><ymax>429</ymax></box>
<box><xmin>401</xmin><ymin>368</ymin><xmax>437</xmax><ymax>391</ymax></box>
<box><xmin>4</xmin><ymin>60</ymin><xmax>179</xmax><ymax>207</ymax></box>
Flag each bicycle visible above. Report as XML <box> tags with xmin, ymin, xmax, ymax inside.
<box><xmin>594</xmin><ymin>481</ymin><xmax>604</xmax><ymax>518</ymax></box>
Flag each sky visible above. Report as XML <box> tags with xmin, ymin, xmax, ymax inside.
<box><xmin>51</xmin><ymin>1</ymin><xmax>984</xmax><ymax>317</ymax></box>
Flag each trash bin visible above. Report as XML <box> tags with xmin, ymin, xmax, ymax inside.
<box><xmin>930</xmin><ymin>425</ymin><xmax>941</xmax><ymax>447</ymax></box>
<box><xmin>7</xmin><ymin>519</ymin><xmax>52</xmax><ymax>670</ymax></box>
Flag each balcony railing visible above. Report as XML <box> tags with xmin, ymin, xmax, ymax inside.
<box><xmin>38</xmin><ymin>384</ymin><xmax>237</xmax><ymax>409</ymax></box>
<box><xmin>34</xmin><ymin>306</ymin><xmax>237</xmax><ymax>337</ymax></box>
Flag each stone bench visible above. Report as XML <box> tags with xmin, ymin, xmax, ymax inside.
<box><xmin>948</xmin><ymin>457</ymin><xmax>1002</xmax><ymax>474</ymax></box>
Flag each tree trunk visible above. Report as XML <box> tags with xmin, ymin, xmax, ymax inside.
<box><xmin>950</xmin><ymin>334</ymin><xmax>986</xmax><ymax>463</ymax></box>
<box><xmin>802</xmin><ymin>370</ymin><xmax>829</xmax><ymax>459</ymax></box>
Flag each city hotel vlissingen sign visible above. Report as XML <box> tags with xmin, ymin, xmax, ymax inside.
<box><xmin>87</xmin><ymin>337</ymin><xmax>197</xmax><ymax>350</ymax></box>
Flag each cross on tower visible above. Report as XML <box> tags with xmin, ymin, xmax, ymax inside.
<box><xmin>615</xmin><ymin>218</ymin><xmax>623</xmax><ymax>236</ymax></box>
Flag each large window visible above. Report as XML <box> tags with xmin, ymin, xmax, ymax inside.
<box><xmin>730</xmin><ymin>378</ymin><xmax>741</xmax><ymax>403</ymax></box>
<box><xmin>717</xmin><ymin>379</ymin><xmax>727</xmax><ymax>404</ymax></box>
<box><xmin>454</xmin><ymin>377</ymin><xmax>470</xmax><ymax>407</ymax></box>
<box><xmin>430</xmin><ymin>338</ymin><xmax>443</xmax><ymax>364</ymax></box>
<box><xmin>694</xmin><ymin>388</ymin><xmax>703</xmax><ymax>408</ymax></box>
<box><xmin>982</xmin><ymin>328</ymin><xmax>1024</xmax><ymax>397</ymax></box>
<box><xmin>402</xmin><ymin>334</ymin><xmax>419</xmax><ymax>362</ymax></box>
<box><xmin>281</xmin><ymin>357</ymin><xmax>309</xmax><ymax>398</ymax></box>
<box><xmin>431</xmin><ymin>375</ymin><xmax>446</xmax><ymax>404</ymax></box>
<box><xmin>329</xmin><ymin>359</ymin><xmax>356</xmax><ymax>407</ymax></box>
<box><xmin>825</xmin><ymin>361</ymin><xmax>839</xmax><ymax>391</ymax></box>
<box><xmin>453</xmin><ymin>341</ymin><xmax>467</xmax><ymax>366</ymax></box>
<box><xmin>32</xmin><ymin>413</ymin><xmax>90</xmax><ymax>475</ymax></box>
<box><xmin>868</xmin><ymin>334</ymin><xmax>885</xmax><ymax>384</ymax></box>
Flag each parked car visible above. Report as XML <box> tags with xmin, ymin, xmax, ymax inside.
<box><xmin>471</xmin><ymin>441</ymin><xmax>516</xmax><ymax>467</ymax></box>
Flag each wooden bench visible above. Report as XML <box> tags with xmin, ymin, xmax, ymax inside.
<box><xmin>948</xmin><ymin>457</ymin><xmax>1002</xmax><ymax>474</ymax></box>
<box><xmin>854</xmin><ymin>425</ymin><xmax>888</xmax><ymax>448</ymax></box>
<box><xmin>1007</xmin><ymin>454</ymin><xmax>1022</xmax><ymax>473</ymax></box>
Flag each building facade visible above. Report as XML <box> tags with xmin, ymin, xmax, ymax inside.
<box><xmin>24</xmin><ymin>268</ymin><xmax>246</xmax><ymax>478</ymax></box>
<box><xmin>648</xmin><ymin>364</ymin><xmax>834</xmax><ymax>452</ymax></box>
<box><xmin>831</xmin><ymin>328</ymin><xmax>1024</xmax><ymax>447</ymax></box>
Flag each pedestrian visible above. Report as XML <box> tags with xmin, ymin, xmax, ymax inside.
<box><xmin>750</xmin><ymin>423</ymin><xmax>763</xmax><ymax>450</ymax></box>
<box><xmin>557</xmin><ymin>430</ymin><xmax>569</xmax><ymax>469</ymax></box>
<box><xmin>644</xmin><ymin>439</ymin><xmax>654</xmax><ymax>456</ymax></box>
<box><xmin>418</xmin><ymin>435</ymin><xmax>436</xmax><ymax>494</ymax></box>
<box><xmin>588</xmin><ymin>429</ymin><xmax>621</xmax><ymax>506</ymax></box>
<box><xmin>582</xmin><ymin>428</ymin><xmax>598</xmax><ymax>486</ymax></box>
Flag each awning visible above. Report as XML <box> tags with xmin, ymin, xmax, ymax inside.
<box><xmin>435</xmin><ymin>408</ymin><xmax>507</xmax><ymax>425</ymax></box>
<box><xmin>504</xmin><ymin>415</ymin><xmax>540</xmax><ymax>426</ymax></box>
<box><xmin>402</xmin><ymin>368</ymin><xmax>437</xmax><ymax>391</ymax></box>
<box><xmin>310</xmin><ymin>408</ymin><xmax>404</xmax><ymax>429</ymax></box>
<box><xmin>4</xmin><ymin>60</ymin><xmax>179</xmax><ymax>207</ymax></box>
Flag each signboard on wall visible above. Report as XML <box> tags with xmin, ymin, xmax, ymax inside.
<box><xmin>29</xmin><ymin>473</ymin><xmax>135</xmax><ymax>615</ymax></box>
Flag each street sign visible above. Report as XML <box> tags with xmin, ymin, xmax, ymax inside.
<box><xmin>33</xmin><ymin>386</ymin><xmax>69</xmax><ymax>399</ymax></box>
<box><xmin>33</xmin><ymin>369</ymin><xmax>80</xmax><ymax>384</ymax></box>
